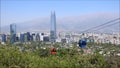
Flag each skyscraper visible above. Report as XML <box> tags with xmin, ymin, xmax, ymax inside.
<box><xmin>50</xmin><ymin>11</ymin><xmax>57</xmax><ymax>42</ymax></box>
<box><xmin>20</xmin><ymin>34</ymin><xmax>25</xmax><ymax>43</ymax></box>
<box><xmin>10</xmin><ymin>23</ymin><xmax>16</xmax><ymax>43</ymax></box>
<box><xmin>1</xmin><ymin>34</ymin><xmax>6</xmax><ymax>44</ymax></box>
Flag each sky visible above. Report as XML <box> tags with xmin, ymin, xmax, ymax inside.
<box><xmin>0</xmin><ymin>0</ymin><xmax>119</xmax><ymax>26</ymax></box>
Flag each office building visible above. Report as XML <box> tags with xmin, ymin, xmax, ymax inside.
<box><xmin>50</xmin><ymin>11</ymin><xmax>57</xmax><ymax>42</ymax></box>
<box><xmin>26</xmin><ymin>32</ymin><xmax>31</xmax><ymax>41</ymax></box>
<box><xmin>40</xmin><ymin>33</ymin><xmax>44</xmax><ymax>41</ymax></box>
<box><xmin>1</xmin><ymin>34</ymin><xmax>6</xmax><ymax>44</ymax></box>
<box><xmin>36</xmin><ymin>33</ymin><xmax>40</xmax><ymax>42</ymax></box>
<box><xmin>10</xmin><ymin>23</ymin><xmax>16</xmax><ymax>43</ymax></box>
<box><xmin>43</xmin><ymin>36</ymin><xmax>49</xmax><ymax>42</ymax></box>
<box><xmin>20</xmin><ymin>34</ymin><xmax>25</xmax><ymax>43</ymax></box>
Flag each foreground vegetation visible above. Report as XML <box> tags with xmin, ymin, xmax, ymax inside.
<box><xmin>0</xmin><ymin>43</ymin><xmax>120</xmax><ymax>68</ymax></box>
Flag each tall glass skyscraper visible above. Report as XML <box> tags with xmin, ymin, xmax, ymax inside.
<box><xmin>50</xmin><ymin>11</ymin><xmax>56</xmax><ymax>42</ymax></box>
<box><xmin>2</xmin><ymin>34</ymin><xmax>6</xmax><ymax>43</ymax></box>
<box><xmin>10</xmin><ymin>23</ymin><xmax>16</xmax><ymax>43</ymax></box>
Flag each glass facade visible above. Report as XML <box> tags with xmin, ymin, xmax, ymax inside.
<box><xmin>26</xmin><ymin>32</ymin><xmax>31</xmax><ymax>41</ymax></box>
<box><xmin>10</xmin><ymin>23</ymin><xmax>16</xmax><ymax>43</ymax></box>
<box><xmin>20</xmin><ymin>34</ymin><xmax>25</xmax><ymax>43</ymax></box>
<box><xmin>50</xmin><ymin>11</ymin><xmax>56</xmax><ymax>42</ymax></box>
<box><xmin>2</xmin><ymin>34</ymin><xmax>6</xmax><ymax>42</ymax></box>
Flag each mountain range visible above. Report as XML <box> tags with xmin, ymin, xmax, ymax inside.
<box><xmin>1</xmin><ymin>12</ymin><xmax>119</xmax><ymax>33</ymax></box>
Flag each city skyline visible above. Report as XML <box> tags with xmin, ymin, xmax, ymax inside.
<box><xmin>0</xmin><ymin>1</ymin><xmax>120</xmax><ymax>67</ymax></box>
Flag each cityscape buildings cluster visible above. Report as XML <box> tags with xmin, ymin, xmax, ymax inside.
<box><xmin>0</xmin><ymin>31</ymin><xmax>120</xmax><ymax>45</ymax></box>
<box><xmin>0</xmin><ymin>11</ymin><xmax>120</xmax><ymax>45</ymax></box>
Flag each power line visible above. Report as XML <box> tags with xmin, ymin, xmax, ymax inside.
<box><xmin>81</xmin><ymin>18</ymin><xmax>120</xmax><ymax>33</ymax></box>
<box><xmin>90</xmin><ymin>21</ymin><xmax>120</xmax><ymax>32</ymax></box>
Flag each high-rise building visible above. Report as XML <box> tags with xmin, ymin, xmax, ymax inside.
<box><xmin>24</xmin><ymin>32</ymin><xmax>31</xmax><ymax>42</ymax></box>
<box><xmin>26</xmin><ymin>32</ymin><xmax>31</xmax><ymax>41</ymax></box>
<box><xmin>36</xmin><ymin>33</ymin><xmax>40</xmax><ymax>42</ymax></box>
<box><xmin>1</xmin><ymin>34</ymin><xmax>6</xmax><ymax>44</ymax></box>
<box><xmin>20</xmin><ymin>34</ymin><xmax>25</xmax><ymax>43</ymax></box>
<box><xmin>50</xmin><ymin>11</ymin><xmax>57</xmax><ymax>42</ymax></box>
<box><xmin>10</xmin><ymin>23</ymin><xmax>16</xmax><ymax>43</ymax></box>
<box><xmin>43</xmin><ymin>36</ymin><xmax>49</xmax><ymax>42</ymax></box>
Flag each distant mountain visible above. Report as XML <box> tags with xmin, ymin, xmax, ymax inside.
<box><xmin>1</xmin><ymin>12</ymin><xmax>119</xmax><ymax>33</ymax></box>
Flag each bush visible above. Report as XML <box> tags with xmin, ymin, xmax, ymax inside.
<box><xmin>0</xmin><ymin>45</ymin><xmax>117</xmax><ymax>68</ymax></box>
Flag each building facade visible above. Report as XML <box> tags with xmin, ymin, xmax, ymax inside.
<box><xmin>10</xmin><ymin>23</ymin><xmax>16</xmax><ymax>43</ymax></box>
<box><xmin>1</xmin><ymin>34</ymin><xmax>6</xmax><ymax>44</ymax></box>
<box><xmin>50</xmin><ymin>11</ymin><xmax>57</xmax><ymax>42</ymax></box>
<box><xmin>20</xmin><ymin>34</ymin><xmax>25</xmax><ymax>43</ymax></box>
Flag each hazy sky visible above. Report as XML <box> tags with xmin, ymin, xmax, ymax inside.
<box><xmin>0</xmin><ymin>0</ymin><xmax>119</xmax><ymax>26</ymax></box>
